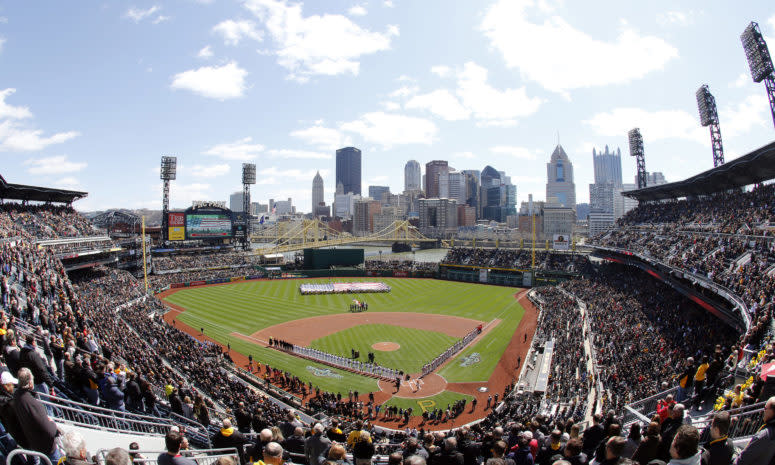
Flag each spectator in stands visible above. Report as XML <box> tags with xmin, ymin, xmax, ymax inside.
<box><xmin>352</xmin><ymin>430</ymin><xmax>375</xmax><ymax>465</ymax></box>
<box><xmin>560</xmin><ymin>438</ymin><xmax>585</xmax><ymax>465</ymax></box>
<box><xmin>259</xmin><ymin>442</ymin><xmax>286</xmax><ymax>465</ymax></box>
<box><xmin>490</xmin><ymin>441</ymin><xmax>514</xmax><ymax>465</ymax></box>
<box><xmin>509</xmin><ymin>433</ymin><xmax>533</xmax><ymax>465</ymax></box>
<box><xmin>12</xmin><ymin>368</ymin><xmax>62</xmax><ymax>464</ymax></box>
<box><xmin>591</xmin><ymin>436</ymin><xmax>625</xmax><ymax>465</ymax></box>
<box><xmin>667</xmin><ymin>425</ymin><xmax>700</xmax><ymax>465</ymax></box>
<box><xmin>19</xmin><ymin>334</ymin><xmax>54</xmax><ymax>395</ymax></box>
<box><xmin>158</xmin><ymin>430</ymin><xmax>196</xmax><ymax>465</ymax></box>
<box><xmin>285</xmin><ymin>427</ymin><xmax>306</xmax><ymax>456</ymax></box>
<box><xmin>4</xmin><ymin>333</ymin><xmax>21</xmax><ymax>375</ymax></box>
<box><xmin>582</xmin><ymin>414</ymin><xmax>604</xmax><ymax>457</ymax></box>
<box><xmin>326</xmin><ymin>443</ymin><xmax>353</xmax><ymax>465</ymax></box>
<box><xmin>659</xmin><ymin>404</ymin><xmax>686</xmax><ymax>461</ymax></box>
<box><xmin>212</xmin><ymin>419</ymin><xmax>247</xmax><ymax>463</ymax></box>
<box><xmin>632</xmin><ymin>422</ymin><xmax>660</xmax><ymax>465</ymax></box>
<box><xmin>105</xmin><ymin>448</ymin><xmax>132</xmax><ymax>465</ymax></box>
<box><xmin>621</xmin><ymin>424</ymin><xmax>640</xmax><ymax>460</ymax></box>
<box><xmin>692</xmin><ymin>357</ymin><xmax>710</xmax><ymax>410</ymax></box>
<box><xmin>735</xmin><ymin>396</ymin><xmax>775</xmax><ymax>464</ymax></box>
<box><xmin>0</xmin><ymin>370</ymin><xmax>25</xmax><ymax>452</ymax></box>
<box><xmin>656</xmin><ymin>395</ymin><xmax>676</xmax><ymax>424</ymax></box>
<box><xmin>62</xmin><ymin>430</ymin><xmax>93</xmax><ymax>465</ymax></box>
<box><xmin>403</xmin><ymin>438</ymin><xmax>428</xmax><ymax>460</ymax></box>
<box><xmin>536</xmin><ymin>430</ymin><xmax>564</xmax><ymax>465</ymax></box>
<box><xmin>436</xmin><ymin>438</ymin><xmax>464</xmax><ymax>465</ymax></box>
<box><xmin>102</xmin><ymin>376</ymin><xmax>125</xmax><ymax>411</ymax></box>
<box><xmin>305</xmin><ymin>423</ymin><xmax>331</xmax><ymax>465</ymax></box>
<box><xmin>701</xmin><ymin>411</ymin><xmax>733</xmax><ymax>465</ymax></box>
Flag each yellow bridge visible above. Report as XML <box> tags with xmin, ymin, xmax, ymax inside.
<box><xmin>250</xmin><ymin>219</ymin><xmax>441</xmax><ymax>255</ymax></box>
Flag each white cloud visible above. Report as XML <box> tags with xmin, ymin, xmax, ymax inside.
<box><xmin>25</xmin><ymin>155</ymin><xmax>87</xmax><ymax>175</ymax></box>
<box><xmin>348</xmin><ymin>5</ymin><xmax>367</xmax><ymax>16</ymax></box>
<box><xmin>265</xmin><ymin>149</ymin><xmax>332</xmax><ymax>159</ymax></box>
<box><xmin>383</xmin><ymin>0</ymin><xmax>394</xmax><ymax>7</ymax></box>
<box><xmin>583</xmin><ymin>107</ymin><xmax>705</xmax><ymax>144</ymax></box>
<box><xmin>430</xmin><ymin>65</ymin><xmax>452</xmax><ymax>78</ymax></box>
<box><xmin>197</xmin><ymin>45</ymin><xmax>214</xmax><ymax>59</ymax></box>
<box><xmin>0</xmin><ymin>37</ymin><xmax>5</xmax><ymax>53</ymax></box>
<box><xmin>168</xmin><ymin>182</ymin><xmax>213</xmax><ymax>208</ymax></box>
<box><xmin>203</xmin><ymin>137</ymin><xmax>265</xmax><ymax>160</ymax></box>
<box><xmin>453</xmin><ymin>151</ymin><xmax>477</xmax><ymax>159</ymax></box>
<box><xmin>380</xmin><ymin>101</ymin><xmax>400</xmax><ymax>111</ymax></box>
<box><xmin>0</xmin><ymin>89</ymin><xmax>32</xmax><ymax>119</ymax></box>
<box><xmin>719</xmin><ymin>93</ymin><xmax>771</xmax><ymax>139</ymax></box>
<box><xmin>125</xmin><ymin>5</ymin><xmax>160</xmax><ymax>22</ymax></box>
<box><xmin>768</xmin><ymin>13</ymin><xmax>775</xmax><ymax>32</ymax></box>
<box><xmin>490</xmin><ymin>146</ymin><xmax>539</xmax><ymax>159</ymax></box>
<box><xmin>405</xmin><ymin>89</ymin><xmax>470</xmax><ymax>121</ymax></box>
<box><xmin>212</xmin><ymin>19</ymin><xmax>262</xmax><ymax>45</ymax></box>
<box><xmin>389</xmin><ymin>85</ymin><xmax>418</xmax><ymax>98</ymax></box>
<box><xmin>730</xmin><ymin>72</ymin><xmax>750</xmax><ymax>88</ymax></box>
<box><xmin>190</xmin><ymin>163</ymin><xmax>231</xmax><ymax>177</ymax></box>
<box><xmin>456</xmin><ymin>62</ymin><xmax>543</xmax><ymax>124</ymax></box>
<box><xmin>244</xmin><ymin>0</ymin><xmax>398</xmax><ymax>79</ymax></box>
<box><xmin>0</xmin><ymin>122</ymin><xmax>79</xmax><ymax>152</ymax></box>
<box><xmin>480</xmin><ymin>0</ymin><xmax>678</xmax><ymax>93</ymax></box>
<box><xmin>170</xmin><ymin>62</ymin><xmax>248</xmax><ymax>99</ymax></box>
<box><xmin>340</xmin><ymin>112</ymin><xmax>437</xmax><ymax>148</ymax></box>
<box><xmin>125</xmin><ymin>5</ymin><xmax>167</xmax><ymax>24</ymax></box>
<box><xmin>290</xmin><ymin>124</ymin><xmax>351</xmax><ymax>150</ymax></box>
<box><xmin>52</xmin><ymin>177</ymin><xmax>83</xmax><ymax>191</ymax></box>
<box><xmin>0</xmin><ymin>17</ymin><xmax>7</xmax><ymax>23</ymax></box>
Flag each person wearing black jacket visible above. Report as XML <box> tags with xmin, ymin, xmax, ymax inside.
<box><xmin>19</xmin><ymin>335</ymin><xmax>54</xmax><ymax>395</ymax></box>
<box><xmin>235</xmin><ymin>402</ymin><xmax>252</xmax><ymax>433</ymax></box>
<box><xmin>582</xmin><ymin>414</ymin><xmax>604</xmax><ymax>457</ymax></box>
<box><xmin>0</xmin><ymin>371</ymin><xmax>27</xmax><ymax>452</ymax></box>
<box><xmin>433</xmin><ymin>438</ymin><xmax>464</xmax><ymax>465</ymax></box>
<box><xmin>658</xmin><ymin>403</ymin><xmax>685</xmax><ymax>462</ymax></box>
<box><xmin>352</xmin><ymin>431</ymin><xmax>375</xmax><ymax>465</ymax></box>
<box><xmin>12</xmin><ymin>368</ymin><xmax>63</xmax><ymax>464</ymax></box>
<box><xmin>3</xmin><ymin>334</ymin><xmax>21</xmax><ymax>375</ymax></box>
<box><xmin>124</xmin><ymin>372</ymin><xmax>142</xmax><ymax>412</ymax></box>
<box><xmin>701</xmin><ymin>411</ymin><xmax>733</xmax><ymax>465</ymax></box>
<box><xmin>211</xmin><ymin>419</ymin><xmax>247</xmax><ymax>464</ymax></box>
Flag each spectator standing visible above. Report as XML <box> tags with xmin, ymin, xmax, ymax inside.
<box><xmin>668</xmin><ymin>425</ymin><xmax>701</xmax><ymax>465</ymax></box>
<box><xmin>735</xmin><ymin>396</ymin><xmax>775</xmax><ymax>465</ymax></box>
<box><xmin>19</xmin><ymin>335</ymin><xmax>54</xmax><ymax>395</ymax></box>
<box><xmin>701</xmin><ymin>411</ymin><xmax>733</xmax><ymax>465</ymax></box>
<box><xmin>12</xmin><ymin>368</ymin><xmax>63</xmax><ymax>464</ymax></box>
<box><xmin>62</xmin><ymin>430</ymin><xmax>93</xmax><ymax>465</ymax></box>
<box><xmin>211</xmin><ymin>419</ymin><xmax>247</xmax><ymax>463</ymax></box>
<box><xmin>0</xmin><ymin>370</ymin><xmax>26</xmax><ymax>451</ymax></box>
<box><xmin>158</xmin><ymin>431</ymin><xmax>197</xmax><ymax>465</ymax></box>
<box><xmin>353</xmin><ymin>431</ymin><xmax>376</xmax><ymax>465</ymax></box>
<box><xmin>632</xmin><ymin>422</ymin><xmax>660</xmax><ymax>465</ymax></box>
<box><xmin>304</xmin><ymin>423</ymin><xmax>331</xmax><ymax>465</ymax></box>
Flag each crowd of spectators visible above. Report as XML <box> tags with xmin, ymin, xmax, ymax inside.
<box><xmin>364</xmin><ymin>260</ymin><xmax>437</xmax><ymax>272</ymax></box>
<box><xmin>592</xmin><ymin>184</ymin><xmax>775</xmax><ymax>373</ymax></box>
<box><xmin>558</xmin><ymin>265</ymin><xmax>739</xmax><ymax>414</ymax></box>
<box><xmin>0</xmin><ymin>203</ymin><xmax>96</xmax><ymax>239</ymax></box>
<box><xmin>152</xmin><ymin>251</ymin><xmax>263</xmax><ymax>272</ymax></box>
<box><xmin>149</xmin><ymin>269</ymin><xmax>264</xmax><ymax>290</ymax></box>
<box><xmin>441</xmin><ymin>248</ymin><xmax>588</xmax><ymax>273</ymax></box>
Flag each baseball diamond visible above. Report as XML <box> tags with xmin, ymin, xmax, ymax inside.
<box><xmin>159</xmin><ymin>277</ymin><xmax>534</xmax><ymax>426</ymax></box>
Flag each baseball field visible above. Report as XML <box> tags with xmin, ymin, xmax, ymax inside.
<box><xmin>159</xmin><ymin>278</ymin><xmax>530</xmax><ymax>419</ymax></box>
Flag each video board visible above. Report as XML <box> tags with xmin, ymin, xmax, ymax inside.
<box><xmin>186</xmin><ymin>214</ymin><xmax>233</xmax><ymax>239</ymax></box>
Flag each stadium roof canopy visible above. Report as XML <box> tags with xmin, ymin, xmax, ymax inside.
<box><xmin>623</xmin><ymin>140</ymin><xmax>775</xmax><ymax>201</ymax></box>
<box><xmin>0</xmin><ymin>173</ymin><xmax>88</xmax><ymax>204</ymax></box>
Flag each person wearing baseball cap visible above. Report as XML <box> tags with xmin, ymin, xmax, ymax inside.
<box><xmin>0</xmin><ymin>369</ymin><xmax>27</xmax><ymax>451</ymax></box>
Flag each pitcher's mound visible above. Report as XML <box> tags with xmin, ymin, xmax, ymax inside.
<box><xmin>372</xmin><ymin>342</ymin><xmax>400</xmax><ymax>351</ymax></box>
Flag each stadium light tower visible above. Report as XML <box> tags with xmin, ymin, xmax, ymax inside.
<box><xmin>741</xmin><ymin>21</ymin><xmax>775</xmax><ymax>128</ymax></box>
<box><xmin>242</xmin><ymin>163</ymin><xmax>256</xmax><ymax>250</ymax></box>
<box><xmin>628</xmin><ymin>128</ymin><xmax>647</xmax><ymax>189</ymax></box>
<box><xmin>160</xmin><ymin>156</ymin><xmax>177</xmax><ymax>242</ymax></box>
<box><xmin>696</xmin><ymin>85</ymin><xmax>725</xmax><ymax>167</ymax></box>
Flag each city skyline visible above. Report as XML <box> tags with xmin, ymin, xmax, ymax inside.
<box><xmin>0</xmin><ymin>2</ymin><xmax>773</xmax><ymax>212</ymax></box>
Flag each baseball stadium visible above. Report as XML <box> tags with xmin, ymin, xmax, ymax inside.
<box><xmin>2</xmin><ymin>8</ymin><xmax>775</xmax><ymax>465</ymax></box>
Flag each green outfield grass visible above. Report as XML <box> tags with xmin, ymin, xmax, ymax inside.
<box><xmin>310</xmin><ymin>324</ymin><xmax>457</xmax><ymax>373</ymax></box>
<box><xmin>162</xmin><ymin>278</ymin><xmax>523</xmax><ymax>395</ymax></box>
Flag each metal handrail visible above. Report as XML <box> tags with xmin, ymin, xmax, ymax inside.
<box><xmin>694</xmin><ymin>402</ymin><xmax>766</xmax><ymax>442</ymax></box>
<box><xmin>622</xmin><ymin>386</ymin><xmax>679</xmax><ymax>426</ymax></box>
<box><xmin>6</xmin><ymin>449</ymin><xmax>53</xmax><ymax>465</ymax></box>
<box><xmin>96</xmin><ymin>448</ymin><xmax>240</xmax><ymax>465</ymax></box>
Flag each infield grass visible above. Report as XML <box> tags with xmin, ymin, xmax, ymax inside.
<box><xmin>382</xmin><ymin>391</ymin><xmax>473</xmax><ymax>415</ymax></box>
<box><xmin>163</xmin><ymin>278</ymin><xmax>522</xmax><ymax>395</ymax></box>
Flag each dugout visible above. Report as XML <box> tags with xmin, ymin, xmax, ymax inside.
<box><xmin>303</xmin><ymin>248</ymin><xmax>364</xmax><ymax>269</ymax></box>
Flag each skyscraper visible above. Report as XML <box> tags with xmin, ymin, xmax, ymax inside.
<box><xmin>404</xmin><ymin>160</ymin><xmax>421</xmax><ymax>192</ymax></box>
<box><xmin>368</xmin><ymin>185</ymin><xmax>391</xmax><ymax>203</ymax></box>
<box><xmin>336</xmin><ymin>147</ymin><xmax>362</xmax><ymax>195</ymax></box>
<box><xmin>593</xmin><ymin>145</ymin><xmax>623</xmax><ymax>186</ymax></box>
<box><xmin>425</xmin><ymin>160</ymin><xmax>449</xmax><ymax>198</ymax></box>
<box><xmin>312</xmin><ymin>171</ymin><xmax>324</xmax><ymax>213</ymax></box>
<box><xmin>546</xmin><ymin>144</ymin><xmax>576</xmax><ymax>210</ymax></box>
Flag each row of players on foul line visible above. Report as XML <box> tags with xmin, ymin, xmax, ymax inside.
<box><xmin>268</xmin><ymin>324</ymin><xmax>483</xmax><ymax>384</ymax></box>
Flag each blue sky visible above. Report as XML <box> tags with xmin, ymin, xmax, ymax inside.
<box><xmin>0</xmin><ymin>0</ymin><xmax>773</xmax><ymax>212</ymax></box>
